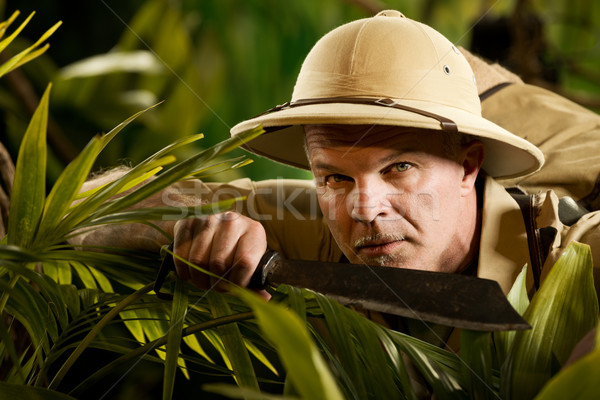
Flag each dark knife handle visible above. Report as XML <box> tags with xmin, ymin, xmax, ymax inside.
<box><xmin>248</xmin><ymin>250</ymin><xmax>281</xmax><ymax>289</ymax></box>
<box><xmin>154</xmin><ymin>244</ymin><xmax>281</xmax><ymax>299</ymax></box>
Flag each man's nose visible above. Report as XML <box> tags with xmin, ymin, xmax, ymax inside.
<box><xmin>349</xmin><ymin>183</ymin><xmax>392</xmax><ymax>223</ymax></box>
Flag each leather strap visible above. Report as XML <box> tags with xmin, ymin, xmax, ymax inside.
<box><xmin>510</xmin><ymin>192</ymin><xmax>556</xmax><ymax>289</ymax></box>
<box><xmin>259</xmin><ymin>97</ymin><xmax>458</xmax><ymax>132</ymax></box>
<box><xmin>479</xmin><ymin>82</ymin><xmax>513</xmax><ymax>102</ymax></box>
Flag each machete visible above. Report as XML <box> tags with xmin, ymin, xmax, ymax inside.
<box><xmin>154</xmin><ymin>247</ymin><xmax>529</xmax><ymax>332</ymax></box>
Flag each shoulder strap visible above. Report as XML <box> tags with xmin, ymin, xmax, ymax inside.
<box><xmin>509</xmin><ymin>191</ymin><xmax>556</xmax><ymax>289</ymax></box>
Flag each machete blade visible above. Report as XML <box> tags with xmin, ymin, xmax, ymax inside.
<box><xmin>258</xmin><ymin>252</ymin><xmax>529</xmax><ymax>331</ymax></box>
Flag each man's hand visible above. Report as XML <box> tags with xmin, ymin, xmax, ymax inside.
<box><xmin>173</xmin><ymin>211</ymin><xmax>268</xmax><ymax>295</ymax></box>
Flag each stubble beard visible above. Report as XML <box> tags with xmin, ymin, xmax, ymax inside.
<box><xmin>349</xmin><ymin>232</ymin><xmax>407</xmax><ymax>267</ymax></box>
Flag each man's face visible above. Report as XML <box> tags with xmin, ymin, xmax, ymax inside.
<box><xmin>305</xmin><ymin>124</ymin><xmax>482</xmax><ymax>274</ymax></box>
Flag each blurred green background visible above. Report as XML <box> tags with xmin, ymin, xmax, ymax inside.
<box><xmin>0</xmin><ymin>0</ymin><xmax>599</xmax><ymax>184</ymax></box>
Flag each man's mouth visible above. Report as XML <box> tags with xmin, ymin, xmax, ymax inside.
<box><xmin>353</xmin><ymin>233</ymin><xmax>405</xmax><ymax>256</ymax></box>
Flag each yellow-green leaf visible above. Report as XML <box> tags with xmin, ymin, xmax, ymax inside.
<box><xmin>7</xmin><ymin>84</ymin><xmax>51</xmax><ymax>248</ymax></box>
<box><xmin>235</xmin><ymin>288</ymin><xmax>344</xmax><ymax>400</ymax></box>
<box><xmin>502</xmin><ymin>242</ymin><xmax>599</xmax><ymax>399</ymax></box>
<box><xmin>534</xmin><ymin>349</ymin><xmax>600</xmax><ymax>399</ymax></box>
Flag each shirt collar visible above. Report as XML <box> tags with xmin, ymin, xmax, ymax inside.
<box><xmin>477</xmin><ymin>176</ymin><xmax>534</xmax><ymax>294</ymax></box>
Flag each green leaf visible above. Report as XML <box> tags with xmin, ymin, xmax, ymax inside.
<box><xmin>163</xmin><ymin>278</ymin><xmax>188</xmax><ymax>400</ymax></box>
<box><xmin>0</xmin><ymin>313</ymin><xmax>25</xmax><ymax>382</ymax></box>
<box><xmin>92</xmin><ymin>126</ymin><xmax>263</xmax><ymax>219</ymax></box>
<box><xmin>0</xmin><ymin>382</ymin><xmax>77</xmax><ymax>400</ymax></box>
<box><xmin>534</xmin><ymin>349</ymin><xmax>600</xmax><ymax>399</ymax></box>
<box><xmin>460</xmin><ymin>330</ymin><xmax>495</xmax><ymax>398</ymax></box>
<box><xmin>204</xmin><ymin>383</ymin><xmax>294</xmax><ymax>400</ymax></box>
<box><xmin>35</xmin><ymin>135</ymin><xmax>103</xmax><ymax>246</ymax></box>
<box><xmin>182</xmin><ymin>331</ymin><xmax>215</xmax><ymax>364</ymax></box>
<box><xmin>0</xmin><ymin>11</ymin><xmax>34</xmax><ymax>54</ymax></box>
<box><xmin>79</xmin><ymin>198</ymin><xmax>242</xmax><ymax>227</ymax></box>
<box><xmin>207</xmin><ymin>290</ymin><xmax>260</xmax><ymax>390</ymax></box>
<box><xmin>70</xmin><ymin>262</ymin><xmax>97</xmax><ymax>289</ymax></box>
<box><xmin>0</xmin><ymin>18</ymin><xmax>62</xmax><ymax>78</ymax></box>
<box><xmin>47</xmin><ymin>282</ymin><xmax>154</xmax><ymax>389</ymax></box>
<box><xmin>502</xmin><ymin>242</ymin><xmax>599</xmax><ymax>399</ymax></box>
<box><xmin>6</xmin><ymin>84</ymin><xmax>51</xmax><ymax>248</ymax></box>
<box><xmin>0</xmin><ymin>11</ymin><xmax>20</xmax><ymax>42</ymax></box>
<box><xmin>494</xmin><ymin>264</ymin><xmax>529</xmax><ymax>364</ymax></box>
<box><xmin>235</xmin><ymin>288</ymin><xmax>344</xmax><ymax>400</ymax></box>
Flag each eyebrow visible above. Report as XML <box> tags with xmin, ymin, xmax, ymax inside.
<box><xmin>312</xmin><ymin>149</ymin><xmax>421</xmax><ymax>173</ymax></box>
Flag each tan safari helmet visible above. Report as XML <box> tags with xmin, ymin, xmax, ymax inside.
<box><xmin>230</xmin><ymin>10</ymin><xmax>544</xmax><ymax>179</ymax></box>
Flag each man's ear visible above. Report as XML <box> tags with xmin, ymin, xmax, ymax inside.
<box><xmin>460</xmin><ymin>140</ymin><xmax>485</xmax><ymax>195</ymax></box>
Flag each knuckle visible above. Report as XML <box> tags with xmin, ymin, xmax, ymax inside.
<box><xmin>235</xmin><ymin>251</ymin><xmax>259</xmax><ymax>269</ymax></box>
<box><xmin>210</xmin><ymin>257</ymin><xmax>228</xmax><ymax>272</ymax></box>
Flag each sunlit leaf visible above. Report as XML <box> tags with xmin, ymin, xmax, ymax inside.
<box><xmin>163</xmin><ymin>278</ymin><xmax>188</xmax><ymax>400</ymax></box>
<box><xmin>502</xmin><ymin>242</ymin><xmax>599</xmax><ymax>399</ymax></box>
<box><xmin>6</xmin><ymin>85</ymin><xmax>51</xmax><ymax>248</ymax></box>
<box><xmin>207</xmin><ymin>290</ymin><xmax>259</xmax><ymax>390</ymax></box>
<box><xmin>534</xmin><ymin>349</ymin><xmax>600</xmax><ymax>399</ymax></box>
<box><xmin>494</xmin><ymin>264</ymin><xmax>529</xmax><ymax>364</ymax></box>
<box><xmin>36</xmin><ymin>135</ymin><xmax>104</xmax><ymax>246</ymax></box>
<box><xmin>235</xmin><ymin>288</ymin><xmax>344</xmax><ymax>400</ymax></box>
<box><xmin>0</xmin><ymin>20</ymin><xmax>62</xmax><ymax>78</ymax></box>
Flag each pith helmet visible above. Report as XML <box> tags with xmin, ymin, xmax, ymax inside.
<box><xmin>230</xmin><ymin>10</ymin><xmax>544</xmax><ymax>179</ymax></box>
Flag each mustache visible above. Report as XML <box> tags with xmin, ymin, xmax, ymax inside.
<box><xmin>352</xmin><ymin>232</ymin><xmax>405</xmax><ymax>248</ymax></box>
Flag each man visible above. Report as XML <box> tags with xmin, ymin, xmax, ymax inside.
<box><xmin>76</xmin><ymin>10</ymin><xmax>600</xmax><ymax>314</ymax></box>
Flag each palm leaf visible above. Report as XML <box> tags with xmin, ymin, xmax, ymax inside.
<box><xmin>207</xmin><ymin>290</ymin><xmax>260</xmax><ymax>390</ymax></box>
<box><xmin>234</xmin><ymin>288</ymin><xmax>344</xmax><ymax>400</ymax></box>
<box><xmin>163</xmin><ymin>278</ymin><xmax>188</xmax><ymax>400</ymax></box>
<box><xmin>0</xmin><ymin>14</ymin><xmax>62</xmax><ymax>78</ymax></box>
<box><xmin>47</xmin><ymin>282</ymin><xmax>155</xmax><ymax>390</ymax></box>
<box><xmin>6</xmin><ymin>84</ymin><xmax>51</xmax><ymax>248</ymax></box>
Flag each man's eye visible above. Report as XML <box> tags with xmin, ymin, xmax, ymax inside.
<box><xmin>394</xmin><ymin>162</ymin><xmax>411</xmax><ymax>172</ymax></box>
<box><xmin>325</xmin><ymin>174</ymin><xmax>349</xmax><ymax>184</ymax></box>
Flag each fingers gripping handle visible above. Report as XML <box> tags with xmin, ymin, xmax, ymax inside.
<box><xmin>154</xmin><ymin>244</ymin><xmax>282</xmax><ymax>299</ymax></box>
<box><xmin>248</xmin><ymin>250</ymin><xmax>281</xmax><ymax>289</ymax></box>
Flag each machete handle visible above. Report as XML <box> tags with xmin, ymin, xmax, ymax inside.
<box><xmin>248</xmin><ymin>250</ymin><xmax>281</xmax><ymax>289</ymax></box>
<box><xmin>154</xmin><ymin>244</ymin><xmax>281</xmax><ymax>298</ymax></box>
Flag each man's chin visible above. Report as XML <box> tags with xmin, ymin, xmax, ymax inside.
<box><xmin>349</xmin><ymin>253</ymin><xmax>404</xmax><ymax>268</ymax></box>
